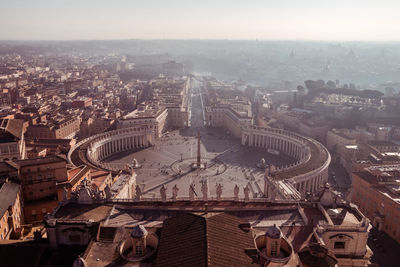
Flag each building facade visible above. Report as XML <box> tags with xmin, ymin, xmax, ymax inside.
<box><xmin>14</xmin><ymin>156</ymin><xmax>68</xmax><ymax>223</ymax></box>
<box><xmin>43</xmin><ymin>183</ymin><xmax>371</xmax><ymax>266</ymax></box>
<box><xmin>352</xmin><ymin>165</ymin><xmax>400</xmax><ymax>243</ymax></box>
<box><xmin>27</xmin><ymin>116</ymin><xmax>81</xmax><ymax>139</ymax></box>
<box><xmin>205</xmin><ymin>106</ymin><xmax>252</xmax><ymax>138</ymax></box>
<box><xmin>0</xmin><ymin>181</ymin><xmax>23</xmax><ymax>240</ymax></box>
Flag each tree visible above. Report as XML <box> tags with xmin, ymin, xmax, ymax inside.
<box><xmin>315</xmin><ymin>80</ymin><xmax>325</xmax><ymax>88</ymax></box>
<box><xmin>297</xmin><ymin>85</ymin><xmax>306</xmax><ymax>94</ymax></box>
<box><xmin>326</xmin><ymin>80</ymin><xmax>336</xmax><ymax>89</ymax></box>
<box><xmin>304</xmin><ymin>80</ymin><xmax>316</xmax><ymax>91</ymax></box>
<box><xmin>384</xmin><ymin>86</ymin><xmax>396</xmax><ymax>96</ymax></box>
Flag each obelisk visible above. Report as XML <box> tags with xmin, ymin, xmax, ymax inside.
<box><xmin>197</xmin><ymin>131</ymin><xmax>201</xmax><ymax>167</ymax></box>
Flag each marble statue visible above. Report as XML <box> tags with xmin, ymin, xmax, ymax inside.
<box><xmin>160</xmin><ymin>184</ymin><xmax>167</xmax><ymax>202</ymax></box>
<box><xmin>94</xmin><ymin>187</ymin><xmax>102</xmax><ymax>200</ymax></box>
<box><xmin>135</xmin><ymin>185</ymin><xmax>142</xmax><ymax>201</ymax></box>
<box><xmin>77</xmin><ymin>179</ymin><xmax>94</xmax><ymax>204</ymax></box>
<box><xmin>216</xmin><ymin>184</ymin><xmax>223</xmax><ymax>201</ymax></box>
<box><xmin>234</xmin><ymin>184</ymin><xmax>239</xmax><ymax>201</ymax></box>
<box><xmin>244</xmin><ymin>185</ymin><xmax>250</xmax><ymax>202</ymax></box>
<box><xmin>260</xmin><ymin>158</ymin><xmax>266</xmax><ymax>168</ymax></box>
<box><xmin>104</xmin><ymin>184</ymin><xmax>112</xmax><ymax>200</ymax></box>
<box><xmin>201</xmin><ymin>180</ymin><xmax>208</xmax><ymax>201</ymax></box>
<box><xmin>172</xmin><ymin>184</ymin><xmax>179</xmax><ymax>201</ymax></box>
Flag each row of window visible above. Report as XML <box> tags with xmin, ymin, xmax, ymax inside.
<box><xmin>355</xmin><ymin>190</ymin><xmax>400</xmax><ymax>241</ymax></box>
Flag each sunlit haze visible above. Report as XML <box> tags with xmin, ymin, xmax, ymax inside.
<box><xmin>1</xmin><ymin>0</ymin><xmax>400</xmax><ymax>40</ymax></box>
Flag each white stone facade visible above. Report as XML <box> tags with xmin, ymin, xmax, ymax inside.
<box><xmin>205</xmin><ymin>106</ymin><xmax>252</xmax><ymax>138</ymax></box>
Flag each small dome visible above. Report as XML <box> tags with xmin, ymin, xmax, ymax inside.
<box><xmin>266</xmin><ymin>225</ymin><xmax>281</xmax><ymax>239</ymax></box>
<box><xmin>131</xmin><ymin>225</ymin><xmax>148</xmax><ymax>238</ymax></box>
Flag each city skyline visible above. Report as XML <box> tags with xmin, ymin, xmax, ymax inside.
<box><xmin>1</xmin><ymin>1</ymin><xmax>400</xmax><ymax>265</ymax></box>
<box><xmin>1</xmin><ymin>0</ymin><xmax>400</xmax><ymax>41</ymax></box>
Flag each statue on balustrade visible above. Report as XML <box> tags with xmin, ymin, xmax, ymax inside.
<box><xmin>104</xmin><ymin>184</ymin><xmax>112</xmax><ymax>200</ymax></box>
<box><xmin>216</xmin><ymin>184</ymin><xmax>223</xmax><ymax>201</ymax></box>
<box><xmin>244</xmin><ymin>185</ymin><xmax>250</xmax><ymax>202</ymax></box>
<box><xmin>172</xmin><ymin>184</ymin><xmax>179</xmax><ymax>201</ymax></box>
<box><xmin>94</xmin><ymin>187</ymin><xmax>103</xmax><ymax>200</ymax></box>
<box><xmin>160</xmin><ymin>184</ymin><xmax>167</xmax><ymax>202</ymax></box>
<box><xmin>201</xmin><ymin>180</ymin><xmax>208</xmax><ymax>201</ymax></box>
<box><xmin>135</xmin><ymin>185</ymin><xmax>142</xmax><ymax>201</ymax></box>
<box><xmin>234</xmin><ymin>184</ymin><xmax>239</xmax><ymax>201</ymax></box>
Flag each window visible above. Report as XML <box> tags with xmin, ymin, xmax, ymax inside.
<box><xmin>135</xmin><ymin>243</ymin><xmax>143</xmax><ymax>256</ymax></box>
<box><xmin>334</xmin><ymin>242</ymin><xmax>345</xmax><ymax>249</ymax></box>
<box><xmin>270</xmin><ymin>240</ymin><xmax>278</xmax><ymax>256</ymax></box>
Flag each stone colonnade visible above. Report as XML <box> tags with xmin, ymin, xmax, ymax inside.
<box><xmin>68</xmin><ymin>127</ymin><xmax>154</xmax><ymax>170</ymax></box>
<box><xmin>242</xmin><ymin>126</ymin><xmax>330</xmax><ymax>194</ymax></box>
<box><xmin>88</xmin><ymin>130</ymin><xmax>149</xmax><ymax>162</ymax></box>
<box><xmin>243</xmin><ymin>130</ymin><xmax>310</xmax><ymax>162</ymax></box>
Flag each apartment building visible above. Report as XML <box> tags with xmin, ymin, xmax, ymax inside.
<box><xmin>352</xmin><ymin>165</ymin><xmax>400</xmax><ymax>243</ymax></box>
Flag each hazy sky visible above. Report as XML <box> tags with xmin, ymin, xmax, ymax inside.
<box><xmin>1</xmin><ymin>0</ymin><xmax>400</xmax><ymax>41</ymax></box>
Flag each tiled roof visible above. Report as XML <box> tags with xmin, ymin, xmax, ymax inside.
<box><xmin>13</xmin><ymin>155</ymin><xmax>66</xmax><ymax>168</ymax></box>
<box><xmin>155</xmin><ymin>213</ymin><xmax>257</xmax><ymax>267</ymax></box>
<box><xmin>54</xmin><ymin>203</ymin><xmax>112</xmax><ymax>222</ymax></box>
<box><xmin>207</xmin><ymin>213</ymin><xmax>258</xmax><ymax>267</ymax></box>
<box><xmin>155</xmin><ymin>213</ymin><xmax>207</xmax><ymax>267</ymax></box>
<box><xmin>353</xmin><ymin>171</ymin><xmax>378</xmax><ymax>184</ymax></box>
<box><xmin>0</xmin><ymin>119</ymin><xmax>23</xmax><ymax>139</ymax></box>
<box><xmin>0</xmin><ymin>162</ymin><xmax>18</xmax><ymax>173</ymax></box>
